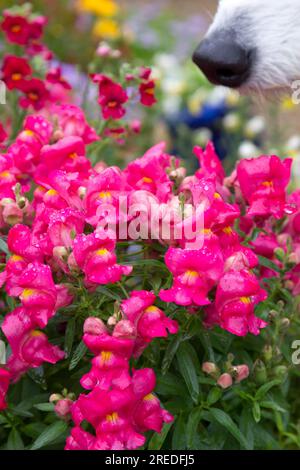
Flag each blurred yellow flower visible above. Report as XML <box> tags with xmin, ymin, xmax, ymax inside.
<box><xmin>78</xmin><ymin>0</ymin><xmax>119</xmax><ymax>17</ymax></box>
<box><xmin>93</xmin><ymin>18</ymin><xmax>120</xmax><ymax>39</ymax></box>
<box><xmin>281</xmin><ymin>97</ymin><xmax>296</xmax><ymax>110</ymax></box>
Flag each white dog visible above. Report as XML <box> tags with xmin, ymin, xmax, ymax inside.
<box><xmin>193</xmin><ymin>0</ymin><xmax>300</xmax><ymax>95</ymax></box>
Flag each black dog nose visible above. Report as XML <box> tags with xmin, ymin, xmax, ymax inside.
<box><xmin>192</xmin><ymin>36</ymin><xmax>252</xmax><ymax>88</ymax></box>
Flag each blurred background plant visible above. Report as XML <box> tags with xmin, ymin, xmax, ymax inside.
<box><xmin>1</xmin><ymin>0</ymin><xmax>300</xmax><ymax>180</ymax></box>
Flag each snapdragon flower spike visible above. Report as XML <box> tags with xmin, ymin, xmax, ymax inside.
<box><xmin>214</xmin><ymin>269</ymin><xmax>268</xmax><ymax>336</ymax></box>
<box><xmin>67</xmin><ymin>368</ymin><xmax>172</xmax><ymax>450</ymax></box>
<box><xmin>0</xmin><ymin>368</ymin><xmax>10</xmax><ymax>411</ymax></box>
<box><xmin>93</xmin><ymin>74</ymin><xmax>128</xmax><ymax>120</ymax></box>
<box><xmin>47</xmin><ymin>208</ymin><xmax>85</xmax><ymax>249</ymax></box>
<box><xmin>73</xmin><ymin>232</ymin><xmax>132</xmax><ymax>285</ymax></box>
<box><xmin>121</xmin><ymin>290</ymin><xmax>178</xmax><ymax>357</ymax></box>
<box><xmin>237</xmin><ymin>155</ymin><xmax>294</xmax><ymax>219</ymax></box>
<box><xmin>2</xmin><ymin>307</ymin><xmax>64</xmax><ymax>381</ymax></box>
<box><xmin>160</xmin><ymin>246</ymin><xmax>223</xmax><ymax>306</ymax></box>
<box><xmin>81</xmin><ymin>317</ymin><xmax>134</xmax><ymax>391</ymax></box>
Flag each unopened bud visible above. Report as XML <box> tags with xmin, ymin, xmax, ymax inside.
<box><xmin>263</xmin><ymin>345</ymin><xmax>273</xmax><ymax>362</ymax></box>
<box><xmin>83</xmin><ymin>317</ymin><xmax>107</xmax><ymax>335</ymax></box>
<box><xmin>54</xmin><ymin>398</ymin><xmax>73</xmax><ymax>420</ymax></box>
<box><xmin>235</xmin><ymin>365</ymin><xmax>250</xmax><ymax>383</ymax></box>
<box><xmin>217</xmin><ymin>373</ymin><xmax>233</xmax><ymax>389</ymax></box>
<box><xmin>280</xmin><ymin>318</ymin><xmax>290</xmax><ymax>330</ymax></box>
<box><xmin>253</xmin><ymin>359</ymin><xmax>267</xmax><ymax>384</ymax></box>
<box><xmin>202</xmin><ymin>362</ymin><xmax>218</xmax><ymax>375</ymax></box>
<box><xmin>274</xmin><ymin>365</ymin><xmax>288</xmax><ymax>380</ymax></box>
<box><xmin>49</xmin><ymin>393</ymin><xmax>63</xmax><ymax>403</ymax></box>
<box><xmin>288</xmin><ymin>252</ymin><xmax>299</xmax><ymax>265</ymax></box>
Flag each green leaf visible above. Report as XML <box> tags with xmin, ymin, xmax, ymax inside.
<box><xmin>260</xmin><ymin>401</ymin><xmax>287</xmax><ymax>413</ymax></box>
<box><xmin>69</xmin><ymin>341</ymin><xmax>88</xmax><ymax>371</ymax></box>
<box><xmin>7</xmin><ymin>429</ymin><xmax>24</xmax><ymax>450</ymax></box>
<box><xmin>258</xmin><ymin>255</ymin><xmax>281</xmax><ymax>274</ymax></box>
<box><xmin>176</xmin><ymin>342</ymin><xmax>200</xmax><ymax>404</ymax></box>
<box><xmin>161</xmin><ymin>334</ymin><xmax>182</xmax><ymax>375</ymax></box>
<box><xmin>172</xmin><ymin>414</ymin><xmax>187</xmax><ymax>450</ymax></box>
<box><xmin>255</xmin><ymin>379</ymin><xmax>281</xmax><ymax>401</ymax></box>
<box><xmin>64</xmin><ymin>317</ymin><xmax>76</xmax><ymax>356</ymax></box>
<box><xmin>207</xmin><ymin>387</ymin><xmax>222</xmax><ymax>406</ymax></box>
<box><xmin>0</xmin><ymin>237</ymin><xmax>9</xmax><ymax>255</ymax></box>
<box><xmin>147</xmin><ymin>421</ymin><xmax>173</xmax><ymax>450</ymax></box>
<box><xmin>209</xmin><ymin>408</ymin><xmax>250</xmax><ymax>449</ymax></box>
<box><xmin>97</xmin><ymin>286</ymin><xmax>121</xmax><ymax>301</ymax></box>
<box><xmin>31</xmin><ymin>421</ymin><xmax>68</xmax><ymax>450</ymax></box>
<box><xmin>186</xmin><ymin>408</ymin><xmax>202</xmax><ymax>449</ymax></box>
<box><xmin>252</xmin><ymin>402</ymin><xmax>261</xmax><ymax>423</ymax></box>
<box><xmin>34</xmin><ymin>403</ymin><xmax>55</xmax><ymax>412</ymax></box>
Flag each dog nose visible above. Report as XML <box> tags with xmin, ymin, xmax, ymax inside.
<box><xmin>192</xmin><ymin>36</ymin><xmax>252</xmax><ymax>88</ymax></box>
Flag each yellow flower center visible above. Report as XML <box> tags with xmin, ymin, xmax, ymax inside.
<box><xmin>106</xmin><ymin>411</ymin><xmax>119</xmax><ymax>423</ymax></box>
<box><xmin>0</xmin><ymin>171</ymin><xmax>10</xmax><ymax>179</ymax></box>
<box><xmin>100</xmin><ymin>350</ymin><xmax>112</xmax><ymax>363</ymax></box>
<box><xmin>10</xmin><ymin>254</ymin><xmax>23</xmax><ymax>263</ymax></box>
<box><xmin>11</xmin><ymin>25</ymin><xmax>21</xmax><ymax>33</ymax></box>
<box><xmin>144</xmin><ymin>393</ymin><xmax>155</xmax><ymax>401</ymax></box>
<box><xmin>28</xmin><ymin>92</ymin><xmax>38</xmax><ymax>101</ymax></box>
<box><xmin>69</xmin><ymin>152</ymin><xmax>77</xmax><ymax>159</ymax></box>
<box><xmin>108</xmin><ymin>101</ymin><xmax>117</xmax><ymax>108</ymax></box>
<box><xmin>23</xmin><ymin>130</ymin><xmax>35</xmax><ymax>137</ymax></box>
<box><xmin>223</xmin><ymin>226</ymin><xmax>233</xmax><ymax>235</ymax></box>
<box><xmin>98</xmin><ymin>191</ymin><xmax>111</xmax><ymax>199</ymax></box>
<box><xmin>214</xmin><ymin>192</ymin><xmax>222</xmax><ymax>199</ymax></box>
<box><xmin>21</xmin><ymin>288</ymin><xmax>37</xmax><ymax>299</ymax></box>
<box><xmin>142</xmin><ymin>177</ymin><xmax>153</xmax><ymax>184</ymax></box>
<box><xmin>31</xmin><ymin>330</ymin><xmax>44</xmax><ymax>337</ymax></box>
<box><xmin>96</xmin><ymin>248</ymin><xmax>109</xmax><ymax>257</ymax></box>
<box><xmin>12</xmin><ymin>73</ymin><xmax>22</xmax><ymax>81</ymax></box>
<box><xmin>240</xmin><ymin>296</ymin><xmax>251</xmax><ymax>304</ymax></box>
<box><xmin>46</xmin><ymin>189</ymin><xmax>58</xmax><ymax>197</ymax></box>
<box><xmin>262</xmin><ymin>181</ymin><xmax>273</xmax><ymax>187</ymax></box>
<box><xmin>145</xmin><ymin>306</ymin><xmax>159</xmax><ymax>314</ymax></box>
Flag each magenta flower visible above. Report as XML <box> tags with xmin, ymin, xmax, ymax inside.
<box><xmin>1</xmin><ymin>12</ymin><xmax>31</xmax><ymax>45</ymax></box>
<box><xmin>0</xmin><ymin>368</ymin><xmax>10</xmax><ymax>411</ymax></box>
<box><xmin>1</xmin><ymin>55</ymin><xmax>31</xmax><ymax>90</ymax></box>
<box><xmin>194</xmin><ymin>142</ymin><xmax>225</xmax><ymax>183</ymax></box>
<box><xmin>2</xmin><ymin>308</ymin><xmax>64</xmax><ymax>381</ymax></box>
<box><xmin>19</xmin><ymin>78</ymin><xmax>50</xmax><ymax>111</ymax></box>
<box><xmin>40</xmin><ymin>136</ymin><xmax>90</xmax><ymax>176</ymax></box>
<box><xmin>121</xmin><ymin>290</ymin><xmax>178</xmax><ymax>356</ymax></box>
<box><xmin>160</xmin><ymin>246</ymin><xmax>224</xmax><ymax>306</ymax></box>
<box><xmin>237</xmin><ymin>155</ymin><xmax>293</xmax><ymax>219</ymax></box>
<box><xmin>94</xmin><ymin>75</ymin><xmax>128</xmax><ymax>120</ymax></box>
<box><xmin>215</xmin><ymin>269</ymin><xmax>268</xmax><ymax>336</ymax></box>
<box><xmin>73</xmin><ymin>232</ymin><xmax>132</xmax><ymax>285</ymax></box>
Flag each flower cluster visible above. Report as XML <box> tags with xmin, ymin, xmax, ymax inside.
<box><xmin>65</xmin><ymin>314</ymin><xmax>174</xmax><ymax>450</ymax></box>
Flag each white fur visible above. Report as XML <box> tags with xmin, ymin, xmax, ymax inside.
<box><xmin>205</xmin><ymin>0</ymin><xmax>300</xmax><ymax>94</ymax></box>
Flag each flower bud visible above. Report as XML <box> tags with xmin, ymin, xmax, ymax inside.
<box><xmin>235</xmin><ymin>365</ymin><xmax>250</xmax><ymax>383</ymax></box>
<box><xmin>54</xmin><ymin>398</ymin><xmax>73</xmax><ymax>420</ymax></box>
<box><xmin>114</xmin><ymin>320</ymin><xmax>136</xmax><ymax>339</ymax></box>
<box><xmin>217</xmin><ymin>373</ymin><xmax>233</xmax><ymax>389</ymax></box>
<box><xmin>280</xmin><ymin>318</ymin><xmax>290</xmax><ymax>330</ymax></box>
<box><xmin>49</xmin><ymin>393</ymin><xmax>63</xmax><ymax>403</ymax></box>
<box><xmin>253</xmin><ymin>359</ymin><xmax>267</xmax><ymax>384</ymax></box>
<box><xmin>202</xmin><ymin>362</ymin><xmax>218</xmax><ymax>375</ymax></box>
<box><xmin>263</xmin><ymin>345</ymin><xmax>273</xmax><ymax>362</ymax></box>
<box><xmin>288</xmin><ymin>252</ymin><xmax>299</xmax><ymax>265</ymax></box>
<box><xmin>274</xmin><ymin>247</ymin><xmax>285</xmax><ymax>262</ymax></box>
<box><xmin>84</xmin><ymin>317</ymin><xmax>107</xmax><ymax>336</ymax></box>
<box><xmin>273</xmin><ymin>365</ymin><xmax>288</xmax><ymax>380</ymax></box>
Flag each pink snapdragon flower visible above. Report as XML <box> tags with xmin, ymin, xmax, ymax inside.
<box><xmin>67</xmin><ymin>368</ymin><xmax>172</xmax><ymax>450</ymax></box>
<box><xmin>194</xmin><ymin>142</ymin><xmax>225</xmax><ymax>184</ymax></box>
<box><xmin>50</xmin><ymin>104</ymin><xmax>99</xmax><ymax>145</ymax></box>
<box><xmin>214</xmin><ymin>269</ymin><xmax>268</xmax><ymax>336</ymax></box>
<box><xmin>81</xmin><ymin>317</ymin><xmax>134</xmax><ymax>391</ymax></box>
<box><xmin>40</xmin><ymin>136</ymin><xmax>90</xmax><ymax>176</ymax></box>
<box><xmin>2</xmin><ymin>308</ymin><xmax>64</xmax><ymax>381</ymax></box>
<box><xmin>237</xmin><ymin>155</ymin><xmax>293</xmax><ymax>219</ymax></box>
<box><xmin>73</xmin><ymin>232</ymin><xmax>132</xmax><ymax>285</ymax></box>
<box><xmin>160</xmin><ymin>246</ymin><xmax>223</xmax><ymax>306</ymax></box>
<box><xmin>121</xmin><ymin>290</ymin><xmax>178</xmax><ymax>357</ymax></box>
